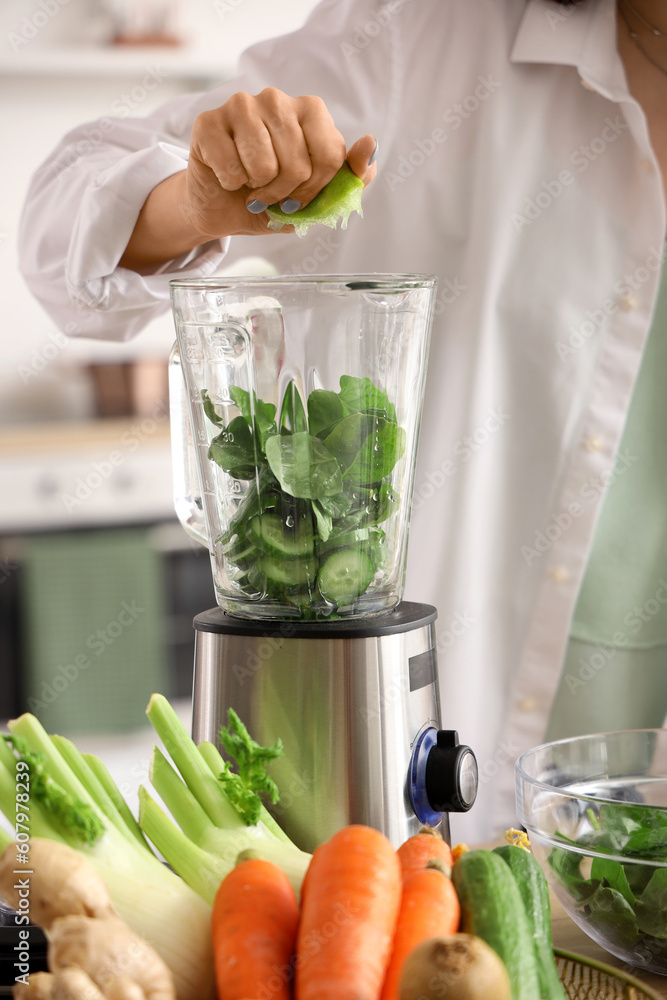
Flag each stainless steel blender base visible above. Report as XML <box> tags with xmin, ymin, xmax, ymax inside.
<box><xmin>191</xmin><ymin>601</ymin><xmax>448</xmax><ymax>852</ymax></box>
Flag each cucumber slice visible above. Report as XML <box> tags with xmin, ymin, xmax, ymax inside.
<box><xmin>317</xmin><ymin>548</ymin><xmax>375</xmax><ymax>605</ymax></box>
<box><xmin>249</xmin><ymin>512</ymin><xmax>314</xmax><ymax>557</ymax></box>
<box><xmin>260</xmin><ymin>553</ymin><xmax>318</xmax><ymax>588</ymax></box>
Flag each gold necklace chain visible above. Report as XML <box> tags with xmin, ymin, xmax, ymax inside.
<box><xmin>618</xmin><ymin>3</ymin><xmax>667</xmax><ymax>77</ymax></box>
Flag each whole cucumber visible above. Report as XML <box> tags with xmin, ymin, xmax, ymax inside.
<box><xmin>494</xmin><ymin>844</ymin><xmax>567</xmax><ymax>1000</ymax></box>
<box><xmin>452</xmin><ymin>849</ymin><xmax>541</xmax><ymax>1000</ymax></box>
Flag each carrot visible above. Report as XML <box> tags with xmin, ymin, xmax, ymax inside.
<box><xmin>396</xmin><ymin>827</ymin><xmax>453</xmax><ymax>883</ymax></box>
<box><xmin>380</xmin><ymin>861</ymin><xmax>461</xmax><ymax>1000</ymax></box>
<box><xmin>295</xmin><ymin>824</ymin><xmax>402</xmax><ymax>1000</ymax></box>
<box><xmin>212</xmin><ymin>857</ymin><xmax>299</xmax><ymax>1000</ymax></box>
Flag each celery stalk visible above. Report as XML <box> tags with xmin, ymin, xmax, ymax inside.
<box><xmin>150</xmin><ymin>746</ymin><xmax>215</xmax><ymax>845</ymax></box>
<box><xmin>198</xmin><ymin>739</ymin><xmax>294</xmax><ymax>847</ymax></box>
<box><xmin>8</xmin><ymin>715</ymin><xmax>95</xmax><ymax>808</ymax></box>
<box><xmin>0</xmin><ymin>825</ymin><xmax>11</xmax><ymax>852</ymax></box>
<box><xmin>51</xmin><ymin>734</ymin><xmax>141</xmax><ymax>847</ymax></box>
<box><xmin>146</xmin><ymin>694</ymin><xmax>241</xmax><ymax>829</ymax></box>
<box><xmin>82</xmin><ymin>752</ymin><xmax>150</xmax><ymax>852</ymax></box>
<box><xmin>148</xmin><ymin>746</ymin><xmax>311</xmax><ymax>898</ymax></box>
<box><xmin>0</xmin><ymin>717</ymin><xmax>216</xmax><ymax>1000</ymax></box>
<box><xmin>138</xmin><ymin>786</ymin><xmax>225</xmax><ymax>905</ymax></box>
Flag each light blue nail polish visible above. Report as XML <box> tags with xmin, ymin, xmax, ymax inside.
<box><xmin>280</xmin><ymin>198</ymin><xmax>302</xmax><ymax>214</ymax></box>
<box><xmin>247</xmin><ymin>200</ymin><xmax>268</xmax><ymax>214</ymax></box>
<box><xmin>369</xmin><ymin>139</ymin><xmax>379</xmax><ymax>165</ymax></box>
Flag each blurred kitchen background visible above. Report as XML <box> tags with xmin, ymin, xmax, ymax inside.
<box><xmin>0</xmin><ymin>0</ymin><xmax>318</xmax><ymax>758</ymax></box>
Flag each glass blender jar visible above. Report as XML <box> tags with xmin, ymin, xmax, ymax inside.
<box><xmin>169</xmin><ymin>274</ymin><xmax>437</xmax><ymax>621</ymax></box>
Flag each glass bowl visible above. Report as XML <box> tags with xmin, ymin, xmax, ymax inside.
<box><xmin>516</xmin><ymin>730</ymin><xmax>667</xmax><ymax>976</ymax></box>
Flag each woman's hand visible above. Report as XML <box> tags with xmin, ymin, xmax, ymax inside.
<box><xmin>121</xmin><ymin>88</ymin><xmax>377</xmax><ymax>270</ymax></box>
<box><xmin>185</xmin><ymin>87</ymin><xmax>377</xmax><ymax>237</ymax></box>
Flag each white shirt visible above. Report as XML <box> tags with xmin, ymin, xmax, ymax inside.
<box><xmin>18</xmin><ymin>0</ymin><xmax>666</xmax><ymax>842</ymax></box>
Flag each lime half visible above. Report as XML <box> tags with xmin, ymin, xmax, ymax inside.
<box><xmin>266</xmin><ymin>162</ymin><xmax>364</xmax><ymax>238</ymax></box>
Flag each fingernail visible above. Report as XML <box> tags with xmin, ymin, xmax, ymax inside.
<box><xmin>280</xmin><ymin>198</ymin><xmax>302</xmax><ymax>214</ymax></box>
<box><xmin>247</xmin><ymin>200</ymin><xmax>268</xmax><ymax>214</ymax></box>
<box><xmin>369</xmin><ymin>139</ymin><xmax>379</xmax><ymax>165</ymax></box>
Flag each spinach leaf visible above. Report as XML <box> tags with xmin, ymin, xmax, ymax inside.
<box><xmin>312</xmin><ymin>500</ymin><xmax>333</xmax><ymax>542</ymax></box>
<box><xmin>202</xmin><ymin>389</ymin><xmax>223</xmax><ymax>425</ymax></box>
<box><xmin>353</xmin><ymin>483</ymin><xmax>401</xmax><ymax>526</ymax></box>
<box><xmin>338</xmin><ymin>375</ymin><xmax>397</xmax><ymax>421</ymax></box>
<box><xmin>548</xmin><ymin>846</ymin><xmax>597</xmax><ymax>901</ymax></box>
<box><xmin>229</xmin><ymin>385</ymin><xmax>277</xmax><ymax>451</ymax></box>
<box><xmin>599</xmin><ymin>802</ymin><xmax>667</xmax><ymax>859</ymax></box>
<box><xmin>315</xmin><ymin>491</ymin><xmax>352</xmax><ymax>519</ymax></box>
<box><xmin>635</xmin><ymin>869</ymin><xmax>667</xmax><ymax>938</ymax></box>
<box><xmin>590</xmin><ymin>857</ymin><xmax>636</xmax><ymax>907</ymax></box>
<box><xmin>265</xmin><ymin>431</ymin><xmax>343</xmax><ymax>500</ymax></box>
<box><xmin>324</xmin><ymin>413</ymin><xmax>406</xmax><ymax>483</ymax></box>
<box><xmin>307</xmin><ymin>389</ymin><xmax>350</xmax><ymax>438</ymax></box>
<box><xmin>585</xmin><ymin>886</ymin><xmax>641</xmax><ymax>947</ymax></box>
<box><xmin>279</xmin><ymin>381</ymin><xmax>308</xmax><ymax>433</ymax></box>
<box><xmin>208</xmin><ymin>415</ymin><xmax>258</xmax><ymax>479</ymax></box>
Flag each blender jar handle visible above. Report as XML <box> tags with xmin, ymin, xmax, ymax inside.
<box><xmin>168</xmin><ymin>341</ymin><xmax>209</xmax><ymax>549</ymax></box>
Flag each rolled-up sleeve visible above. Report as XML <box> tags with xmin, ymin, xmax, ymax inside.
<box><xmin>18</xmin><ymin>111</ymin><xmax>230</xmax><ymax>342</ymax></box>
<box><xmin>17</xmin><ymin>0</ymin><xmax>388</xmax><ymax>342</ymax></box>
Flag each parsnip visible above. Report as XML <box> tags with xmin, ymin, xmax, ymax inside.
<box><xmin>0</xmin><ymin>841</ymin><xmax>113</xmax><ymax>929</ymax></box>
<box><xmin>49</xmin><ymin>915</ymin><xmax>175</xmax><ymax>1000</ymax></box>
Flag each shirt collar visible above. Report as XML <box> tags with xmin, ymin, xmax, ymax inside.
<box><xmin>511</xmin><ymin>0</ymin><xmax>628</xmax><ymax>100</ymax></box>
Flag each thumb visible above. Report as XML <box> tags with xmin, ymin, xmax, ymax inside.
<box><xmin>346</xmin><ymin>134</ymin><xmax>378</xmax><ymax>186</ymax></box>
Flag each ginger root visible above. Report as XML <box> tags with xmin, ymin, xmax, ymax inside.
<box><xmin>3</xmin><ymin>840</ymin><xmax>174</xmax><ymax>1000</ymax></box>
<box><xmin>0</xmin><ymin>840</ymin><xmax>113</xmax><ymax>929</ymax></box>
<box><xmin>49</xmin><ymin>915</ymin><xmax>175</xmax><ymax>1000</ymax></box>
<box><xmin>14</xmin><ymin>972</ymin><xmax>57</xmax><ymax>999</ymax></box>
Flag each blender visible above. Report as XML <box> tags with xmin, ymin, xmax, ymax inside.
<box><xmin>169</xmin><ymin>275</ymin><xmax>478</xmax><ymax>852</ymax></box>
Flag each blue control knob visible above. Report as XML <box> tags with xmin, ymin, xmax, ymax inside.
<box><xmin>408</xmin><ymin>727</ymin><xmax>478</xmax><ymax>825</ymax></box>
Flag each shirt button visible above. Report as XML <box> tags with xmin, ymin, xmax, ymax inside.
<box><xmin>618</xmin><ymin>293</ymin><xmax>639</xmax><ymax>311</ymax></box>
<box><xmin>518</xmin><ymin>696</ymin><xmax>538</xmax><ymax>713</ymax></box>
<box><xmin>585</xmin><ymin>434</ymin><xmax>604</xmax><ymax>452</ymax></box>
<box><xmin>549</xmin><ymin>566</ymin><xmax>569</xmax><ymax>583</ymax></box>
